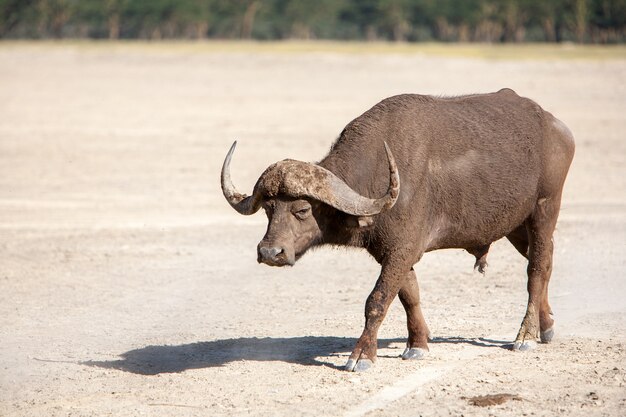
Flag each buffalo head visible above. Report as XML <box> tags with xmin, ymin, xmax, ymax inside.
<box><xmin>221</xmin><ymin>141</ymin><xmax>399</xmax><ymax>267</ymax></box>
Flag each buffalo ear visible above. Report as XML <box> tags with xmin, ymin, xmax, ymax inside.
<box><xmin>346</xmin><ymin>215</ymin><xmax>374</xmax><ymax>228</ymax></box>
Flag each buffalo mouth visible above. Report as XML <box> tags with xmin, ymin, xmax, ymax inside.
<box><xmin>257</xmin><ymin>256</ymin><xmax>295</xmax><ymax>267</ymax></box>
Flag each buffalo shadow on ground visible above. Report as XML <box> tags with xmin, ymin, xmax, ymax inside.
<box><xmin>83</xmin><ymin>335</ymin><xmax>510</xmax><ymax>375</ymax></box>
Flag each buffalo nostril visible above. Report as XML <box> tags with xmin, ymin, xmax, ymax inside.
<box><xmin>259</xmin><ymin>246</ymin><xmax>283</xmax><ymax>260</ymax></box>
<box><xmin>269</xmin><ymin>247</ymin><xmax>283</xmax><ymax>257</ymax></box>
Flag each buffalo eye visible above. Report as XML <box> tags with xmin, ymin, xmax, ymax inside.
<box><xmin>293</xmin><ymin>205</ymin><xmax>312</xmax><ymax>220</ymax></box>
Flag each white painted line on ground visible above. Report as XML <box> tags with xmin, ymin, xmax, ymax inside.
<box><xmin>343</xmin><ymin>342</ymin><xmax>499</xmax><ymax>417</ymax></box>
<box><xmin>344</xmin><ymin>365</ymin><xmax>455</xmax><ymax>417</ymax></box>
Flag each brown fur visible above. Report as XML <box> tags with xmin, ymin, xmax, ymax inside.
<box><xmin>234</xmin><ymin>89</ymin><xmax>575</xmax><ymax>370</ymax></box>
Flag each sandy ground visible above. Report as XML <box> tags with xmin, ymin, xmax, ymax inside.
<box><xmin>1</xmin><ymin>42</ymin><xmax>625</xmax><ymax>416</ymax></box>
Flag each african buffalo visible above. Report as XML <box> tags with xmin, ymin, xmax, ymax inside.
<box><xmin>221</xmin><ymin>88</ymin><xmax>575</xmax><ymax>372</ymax></box>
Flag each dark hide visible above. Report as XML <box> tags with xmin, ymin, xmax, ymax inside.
<box><xmin>225</xmin><ymin>88</ymin><xmax>575</xmax><ymax>371</ymax></box>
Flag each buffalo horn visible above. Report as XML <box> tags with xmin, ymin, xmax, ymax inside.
<box><xmin>316</xmin><ymin>142</ymin><xmax>400</xmax><ymax>216</ymax></box>
<box><xmin>220</xmin><ymin>141</ymin><xmax>263</xmax><ymax>215</ymax></box>
<box><xmin>220</xmin><ymin>141</ymin><xmax>400</xmax><ymax>217</ymax></box>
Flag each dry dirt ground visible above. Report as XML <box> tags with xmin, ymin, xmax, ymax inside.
<box><xmin>1</xmin><ymin>42</ymin><xmax>625</xmax><ymax>416</ymax></box>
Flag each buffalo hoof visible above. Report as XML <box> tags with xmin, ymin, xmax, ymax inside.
<box><xmin>345</xmin><ymin>358</ymin><xmax>373</xmax><ymax>372</ymax></box>
<box><xmin>540</xmin><ymin>327</ymin><xmax>554</xmax><ymax>343</ymax></box>
<box><xmin>512</xmin><ymin>339</ymin><xmax>537</xmax><ymax>351</ymax></box>
<box><xmin>401</xmin><ymin>347</ymin><xmax>428</xmax><ymax>360</ymax></box>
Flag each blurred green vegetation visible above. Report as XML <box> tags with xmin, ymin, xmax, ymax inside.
<box><xmin>1</xmin><ymin>0</ymin><xmax>625</xmax><ymax>43</ymax></box>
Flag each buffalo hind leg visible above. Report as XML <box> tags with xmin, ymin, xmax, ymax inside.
<box><xmin>507</xmin><ymin>223</ymin><xmax>554</xmax><ymax>343</ymax></box>
<box><xmin>345</xmin><ymin>261</ymin><xmax>411</xmax><ymax>372</ymax></box>
<box><xmin>398</xmin><ymin>268</ymin><xmax>430</xmax><ymax>360</ymax></box>
<box><xmin>514</xmin><ymin>198</ymin><xmax>558</xmax><ymax>350</ymax></box>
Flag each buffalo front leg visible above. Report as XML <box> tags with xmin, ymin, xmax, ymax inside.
<box><xmin>398</xmin><ymin>268</ymin><xmax>430</xmax><ymax>360</ymax></box>
<box><xmin>345</xmin><ymin>262</ymin><xmax>410</xmax><ymax>372</ymax></box>
<box><xmin>514</xmin><ymin>198</ymin><xmax>558</xmax><ymax>351</ymax></box>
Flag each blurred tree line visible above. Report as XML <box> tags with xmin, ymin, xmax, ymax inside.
<box><xmin>1</xmin><ymin>0</ymin><xmax>624</xmax><ymax>43</ymax></box>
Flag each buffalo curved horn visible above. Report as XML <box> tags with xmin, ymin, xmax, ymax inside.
<box><xmin>308</xmin><ymin>142</ymin><xmax>400</xmax><ymax>216</ymax></box>
<box><xmin>221</xmin><ymin>141</ymin><xmax>400</xmax><ymax>217</ymax></box>
<box><xmin>220</xmin><ymin>141</ymin><xmax>263</xmax><ymax>215</ymax></box>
